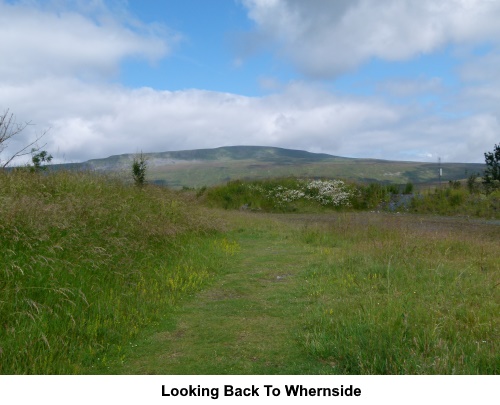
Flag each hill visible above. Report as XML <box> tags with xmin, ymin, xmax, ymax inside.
<box><xmin>62</xmin><ymin>145</ymin><xmax>485</xmax><ymax>188</ymax></box>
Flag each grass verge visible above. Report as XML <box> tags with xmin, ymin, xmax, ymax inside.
<box><xmin>0</xmin><ymin>170</ymin><xmax>229</xmax><ymax>374</ymax></box>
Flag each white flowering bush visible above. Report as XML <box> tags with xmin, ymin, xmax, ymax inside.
<box><xmin>256</xmin><ymin>179</ymin><xmax>354</xmax><ymax>209</ymax></box>
<box><xmin>207</xmin><ymin>177</ymin><xmax>421</xmax><ymax>212</ymax></box>
<box><xmin>304</xmin><ymin>179</ymin><xmax>352</xmax><ymax>207</ymax></box>
<box><xmin>207</xmin><ymin>178</ymin><xmax>359</xmax><ymax>211</ymax></box>
<box><xmin>266</xmin><ymin>186</ymin><xmax>306</xmax><ymax>208</ymax></box>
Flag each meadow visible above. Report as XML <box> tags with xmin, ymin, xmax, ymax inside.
<box><xmin>1</xmin><ymin>170</ymin><xmax>498</xmax><ymax>374</ymax></box>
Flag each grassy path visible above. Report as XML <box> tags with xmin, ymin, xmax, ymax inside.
<box><xmin>111</xmin><ymin>220</ymin><xmax>334</xmax><ymax>374</ymax></box>
<box><xmin>105</xmin><ymin>212</ymin><xmax>499</xmax><ymax>375</ymax></box>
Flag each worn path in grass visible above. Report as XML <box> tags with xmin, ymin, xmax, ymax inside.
<box><xmin>112</xmin><ymin>217</ymin><xmax>334</xmax><ymax>374</ymax></box>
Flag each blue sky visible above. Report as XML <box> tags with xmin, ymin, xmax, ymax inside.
<box><xmin>1</xmin><ymin>0</ymin><xmax>499</xmax><ymax>164</ymax></box>
<box><xmin>120</xmin><ymin>0</ymin><xmax>295</xmax><ymax>95</ymax></box>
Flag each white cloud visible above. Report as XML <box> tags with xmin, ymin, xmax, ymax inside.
<box><xmin>241</xmin><ymin>0</ymin><xmax>500</xmax><ymax>78</ymax></box>
<box><xmin>0</xmin><ymin>0</ymin><xmax>175</xmax><ymax>83</ymax></box>
<box><xmin>377</xmin><ymin>77</ymin><xmax>444</xmax><ymax>97</ymax></box>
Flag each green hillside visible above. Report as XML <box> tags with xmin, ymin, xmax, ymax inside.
<box><xmin>62</xmin><ymin>146</ymin><xmax>485</xmax><ymax>188</ymax></box>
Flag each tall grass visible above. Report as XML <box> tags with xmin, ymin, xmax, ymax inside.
<box><xmin>296</xmin><ymin>214</ymin><xmax>499</xmax><ymax>373</ymax></box>
<box><xmin>0</xmin><ymin>170</ymin><xmax>229</xmax><ymax>374</ymax></box>
<box><xmin>410</xmin><ymin>186</ymin><xmax>500</xmax><ymax>219</ymax></box>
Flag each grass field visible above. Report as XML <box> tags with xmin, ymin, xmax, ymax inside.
<box><xmin>1</xmin><ymin>171</ymin><xmax>498</xmax><ymax>374</ymax></box>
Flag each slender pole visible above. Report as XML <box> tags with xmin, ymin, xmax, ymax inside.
<box><xmin>438</xmin><ymin>157</ymin><xmax>442</xmax><ymax>188</ymax></box>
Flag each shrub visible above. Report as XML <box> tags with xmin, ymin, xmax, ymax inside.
<box><xmin>410</xmin><ymin>186</ymin><xmax>499</xmax><ymax>218</ymax></box>
<box><xmin>403</xmin><ymin>182</ymin><xmax>414</xmax><ymax>194</ymax></box>
<box><xmin>206</xmin><ymin>178</ymin><xmax>357</xmax><ymax>212</ymax></box>
<box><xmin>132</xmin><ymin>152</ymin><xmax>148</xmax><ymax>187</ymax></box>
<box><xmin>467</xmin><ymin>173</ymin><xmax>481</xmax><ymax>194</ymax></box>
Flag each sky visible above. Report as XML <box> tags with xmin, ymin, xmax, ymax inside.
<box><xmin>1</xmin><ymin>0</ymin><xmax>500</xmax><ymax>165</ymax></box>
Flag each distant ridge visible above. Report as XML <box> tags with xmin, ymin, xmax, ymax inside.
<box><xmin>85</xmin><ymin>145</ymin><xmax>343</xmax><ymax>166</ymax></box>
<box><xmin>57</xmin><ymin>145</ymin><xmax>485</xmax><ymax>189</ymax></box>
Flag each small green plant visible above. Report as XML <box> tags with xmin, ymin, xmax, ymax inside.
<box><xmin>410</xmin><ymin>186</ymin><xmax>499</xmax><ymax>218</ymax></box>
<box><xmin>387</xmin><ymin>184</ymin><xmax>400</xmax><ymax>194</ymax></box>
<box><xmin>403</xmin><ymin>182</ymin><xmax>414</xmax><ymax>194</ymax></box>
<box><xmin>351</xmin><ymin>182</ymin><xmax>391</xmax><ymax>209</ymax></box>
<box><xmin>30</xmin><ymin>149</ymin><xmax>53</xmax><ymax>172</ymax></box>
<box><xmin>467</xmin><ymin>173</ymin><xmax>481</xmax><ymax>194</ymax></box>
<box><xmin>196</xmin><ymin>186</ymin><xmax>207</xmax><ymax>198</ymax></box>
<box><xmin>132</xmin><ymin>152</ymin><xmax>148</xmax><ymax>187</ymax></box>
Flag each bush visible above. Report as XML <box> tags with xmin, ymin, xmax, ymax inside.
<box><xmin>206</xmin><ymin>177</ymin><xmax>357</xmax><ymax>212</ymax></box>
<box><xmin>132</xmin><ymin>152</ymin><xmax>148</xmax><ymax>186</ymax></box>
<box><xmin>403</xmin><ymin>182</ymin><xmax>414</xmax><ymax>194</ymax></box>
<box><xmin>467</xmin><ymin>173</ymin><xmax>481</xmax><ymax>194</ymax></box>
<box><xmin>410</xmin><ymin>186</ymin><xmax>499</xmax><ymax>218</ymax></box>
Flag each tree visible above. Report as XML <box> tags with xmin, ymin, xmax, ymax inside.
<box><xmin>30</xmin><ymin>149</ymin><xmax>53</xmax><ymax>172</ymax></box>
<box><xmin>0</xmin><ymin>109</ymin><xmax>49</xmax><ymax>168</ymax></box>
<box><xmin>132</xmin><ymin>152</ymin><xmax>148</xmax><ymax>187</ymax></box>
<box><xmin>483</xmin><ymin>143</ymin><xmax>500</xmax><ymax>191</ymax></box>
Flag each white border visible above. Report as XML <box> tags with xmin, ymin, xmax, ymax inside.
<box><xmin>1</xmin><ymin>375</ymin><xmax>498</xmax><ymax>405</ymax></box>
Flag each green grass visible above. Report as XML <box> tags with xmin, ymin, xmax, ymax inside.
<box><xmin>294</xmin><ymin>213</ymin><xmax>499</xmax><ymax>374</ymax></box>
<box><xmin>0</xmin><ymin>170</ymin><xmax>230</xmax><ymax>374</ymax></box>
<box><xmin>1</xmin><ymin>171</ymin><xmax>498</xmax><ymax>374</ymax></box>
<box><xmin>106</xmin><ymin>218</ymin><xmax>337</xmax><ymax>374</ymax></box>
<box><xmin>106</xmin><ymin>212</ymin><xmax>499</xmax><ymax>375</ymax></box>
<box><xmin>410</xmin><ymin>186</ymin><xmax>500</xmax><ymax>219</ymax></box>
